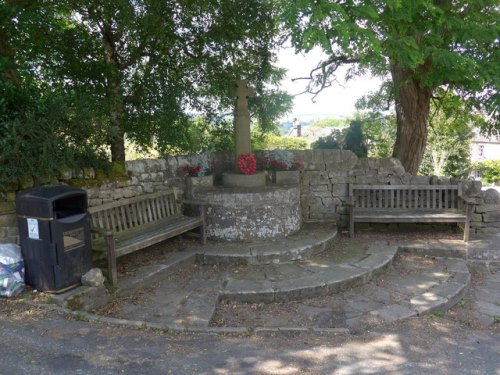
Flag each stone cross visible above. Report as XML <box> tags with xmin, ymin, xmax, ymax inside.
<box><xmin>231</xmin><ymin>79</ymin><xmax>255</xmax><ymax>159</ymax></box>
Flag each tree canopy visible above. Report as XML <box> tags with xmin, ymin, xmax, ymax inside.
<box><xmin>281</xmin><ymin>0</ymin><xmax>499</xmax><ymax>174</ymax></box>
<box><xmin>1</xmin><ymin>0</ymin><xmax>292</xmax><ymax>167</ymax></box>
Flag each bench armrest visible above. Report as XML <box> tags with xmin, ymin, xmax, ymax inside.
<box><xmin>181</xmin><ymin>199</ymin><xmax>208</xmax><ymax>207</ymax></box>
<box><xmin>460</xmin><ymin>196</ymin><xmax>479</xmax><ymax>205</ymax></box>
<box><xmin>91</xmin><ymin>226</ymin><xmax>113</xmax><ymax>237</ymax></box>
<box><xmin>181</xmin><ymin>199</ymin><xmax>207</xmax><ymax>221</ymax></box>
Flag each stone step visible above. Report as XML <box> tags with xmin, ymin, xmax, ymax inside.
<box><xmin>59</xmin><ymin>241</ymin><xmax>472</xmax><ymax>333</ymax></box>
<box><xmin>211</xmin><ymin>252</ymin><xmax>471</xmax><ymax>331</ymax></box>
<box><xmin>398</xmin><ymin>235</ymin><xmax>500</xmax><ymax>262</ymax></box>
<box><xmin>221</xmin><ymin>242</ymin><xmax>397</xmax><ymax>303</ymax></box>
<box><xmin>197</xmin><ymin>223</ymin><xmax>337</xmax><ymax>266</ymax></box>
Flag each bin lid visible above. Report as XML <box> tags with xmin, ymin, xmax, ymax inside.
<box><xmin>16</xmin><ymin>185</ymin><xmax>87</xmax><ymax>218</ymax></box>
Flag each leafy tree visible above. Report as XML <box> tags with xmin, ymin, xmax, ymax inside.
<box><xmin>281</xmin><ymin>0</ymin><xmax>499</xmax><ymax>174</ymax></box>
<box><xmin>0</xmin><ymin>2</ymin><xmax>110</xmax><ymax>187</ymax></box>
<box><xmin>7</xmin><ymin>0</ymin><xmax>291</xmax><ymax>162</ymax></box>
<box><xmin>252</xmin><ymin>133</ymin><xmax>308</xmax><ymax>151</ymax></box>
<box><xmin>311</xmin><ymin>119</ymin><xmax>366</xmax><ymax>156</ymax></box>
<box><xmin>311</xmin><ymin>128</ymin><xmax>347</xmax><ymax>150</ymax></box>
<box><xmin>361</xmin><ymin>113</ymin><xmax>397</xmax><ymax>158</ymax></box>
<box><xmin>475</xmin><ymin>160</ymin><xmax>500</xmax><ymax>184</ymax></box>
<box><xmin>419</xmin><ymin>90</ymin><xmax>477</xmax><ymax>177</ymax></box>
<box><xmin>344</xmin><ymin>120</ymin><xmax>367</xmax><ymax>158</ymax></box>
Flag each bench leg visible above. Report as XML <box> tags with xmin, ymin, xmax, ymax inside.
<box><xmin>464</xmin><ymin>203</ymin><xmax>473</xmax><ymax>242</ymax></box>
<box><xmin>200</xmin><ymin>204</ymin><xmax>207</xmax><ymax>245</ymax></box>
<box><xmin>349</xmin><ymin>206</ymin><xmax>354</xmax><ymax>237</ymax></box>
<box><xmin>106</xmin><ymin>235</ymin><xmax>118</xmax><ymax>286</ymax></box>
<box><xmin>200</xmin><ymin>225</ymin><xmax>206</xmax><ymax>245</ymax></box>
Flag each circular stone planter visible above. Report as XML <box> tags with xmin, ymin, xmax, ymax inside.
<box><xmin>222</xmin><ymin>171</ymin><xmax>266</xmax><ymax>188</ymax></box>
<box><xmin>193</xmin><ymin>185</ymin><xmax>302</xmax><ymax>241</ymax></box>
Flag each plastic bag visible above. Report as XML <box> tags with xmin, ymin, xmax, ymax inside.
<box><xmin>0</xmin><ymin>244</ymin><xmax>25</xmax><ymax>297</ymax></box>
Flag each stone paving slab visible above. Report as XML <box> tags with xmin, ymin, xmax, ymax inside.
<box><xmin>265</xmin><ymin>263</ymin><xmax>313</xmax><ymax>281</ymax></box>
<box><xmin>381</xmin><ymin>274</ymin><xmax>447</xmax><ymax>295</ymax></box>
<box><xmin>369</xmin><ymin>304</ymin><xmax>416</xmax><ymax>324</ymax></box>
<box><xmin>442</xmin><ymin>258</ymin><xmax>471</xmax><ymax>273</ymax></box>
<box><xmin>51</xmin><ymin>228</ymin><xmax>500</xmax><ymax>334</ymax></box>
<box><xmin>224</xmin><ymin>278</ymin><xmax>275</xmax><ymax>303</ymax></box>
<box><xmin>352</xmin><ymin>253</ymin><xmax>393</xmax><ymax>272</ymax></box>
<box><xmin>410</xmin><ymin>293</ymin><xmax>449</xmax><ymax>315</ymax></box>
<box><xmin>274</xmin><ymin>272</ymin><xmax>329</xmax><ymax>302</ymax></box>
<box><xmin>103</xmin><ymin>273</ymin><xmax>225</xmax><ymax>328</ymax></box>
<box><xmin>400</xmin><ymin>235</ymin><xmax>500</xmax><ymax>262</ymax></box>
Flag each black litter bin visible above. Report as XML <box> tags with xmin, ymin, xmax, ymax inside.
<box><xmin>16</xmin><ymin>185</ymin><xmax>93</xmax><ymax>292</ymax></box>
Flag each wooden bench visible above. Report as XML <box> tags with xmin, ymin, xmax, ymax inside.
<box><xmin>88</xmin><ymin>189</ymin><xmax>206</xmax><ymax>285</ymax></box>
<box><xmin>347</xmin><ymin>184</ymin><xmax>474</xmax><ymax>242</ymax></box>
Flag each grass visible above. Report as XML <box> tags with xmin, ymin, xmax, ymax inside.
<box><xmin>432</xmin><ymin>310</ymin><xmax>446</xmax><ymax>318</ymax></box>
<box><xmin>70</xmin><ymin>311</ymin><xmax>90</xmax><ymax>322</ymax></box>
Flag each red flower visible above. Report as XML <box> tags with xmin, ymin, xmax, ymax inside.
<box><xmin>180</xmin><ymin>164</ymin><xmax>211</xmax><ymax>177</ymax></box>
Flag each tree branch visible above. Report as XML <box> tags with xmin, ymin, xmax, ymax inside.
<box><xmin>291</xmin><ymin>55</ymin><xmax>360</xmax><ymax>101</ymax></box>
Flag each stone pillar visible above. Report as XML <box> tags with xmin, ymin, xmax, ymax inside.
<box><xmin>232</xmin><ymin>79</ymin><xmax>255</xmax><ymax>159</ymax></box>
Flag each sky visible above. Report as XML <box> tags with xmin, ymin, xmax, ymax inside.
<box><xmin>277</xmin><ymin>47</ymin><xmax>383</xmax><ymax>122</ymax></box>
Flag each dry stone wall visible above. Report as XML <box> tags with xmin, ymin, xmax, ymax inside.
<box><xmin>471</xmin><ymin>188</ymin><xmax>500</xmax><ymax>236</ymax></box>
<box><xmin>290</xmin><ymin>150</ymin><xmax>409</xmax><ymax>226</ymax></box>
<box><xmin>1</xmin><ymin>150</ymin><xmax>498</xmax><ymax>244</ymax></box>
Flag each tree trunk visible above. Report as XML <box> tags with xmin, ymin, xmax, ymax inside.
<box><xmin>108</xmin><ymin>77</ymin><xmax>126</xmax><ymax>162</ymax></box>
<box><xmin>102</xmin><ymin>22</ymin><xmax>126</xmax><ymax>162</ymax></box>
<box><xmin>391</xmin><ymin>64</ymin><xmax>432</xmax><ymax>175</ymax></box>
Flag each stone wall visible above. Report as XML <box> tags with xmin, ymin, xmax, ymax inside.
<box><xmin>288</xmin><ymin>150</ymin><xmax>408</xmax><ymax>226</ymax></box>
<box><xmin>0</xmin><ymin>192</ymin><xmax>17</xmax><ymax>244</ymax></box>
<box><xmin>471</xmin><ymin>188</ymin><xmax>500</xmax><ymax>236</ymax></box>
<box><xmin>1</xmin><ymin>150</ymin><xmax>498</xmax><ymax>244</ymax></box>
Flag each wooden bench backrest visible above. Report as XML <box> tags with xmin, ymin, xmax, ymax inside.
<box><xmin>88</xmin><ymin>189</ymin><xmax>181</xmax><ymax>234</ymax></box>
<box><xmin>349</xmin><ymin>184</ymin><xmax>463</xmax><ymax>210</ymax></box>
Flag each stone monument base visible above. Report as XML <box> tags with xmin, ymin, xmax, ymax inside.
<box><xmin>193</xmin><ymin>184</ymin><xmax>301</xmax><ymax>241</ymax></box>
<box><xmin>222</xmin><ymin>171</ymin><xmax>266</xmax><ymax>188</ymax></box>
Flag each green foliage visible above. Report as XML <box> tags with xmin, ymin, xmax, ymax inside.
<box><xmin>344</xmin><ymin>120</ymin><xmax>367</xmax><ymax>158</ymax></box>
<box><xmin>281</xmin><ymin>0</ymin><xmax>499</xmax><ymax>172</ymax></box>
<box><xmin>0</xmin><ymin>81</ymin><xmax>110</xmax><ymax>189</ymax></box>
<box><xmin>251</xmin><ymin>89</ymin><xmax>294</xmax><ymax>134</ymax></box>
<box><xmin>361</xmin><ymin>114</ymin><xmax>397</xmax><ymax>158</ymax></box>
<box><xmin>252</xmin><ymin>132</ymin><xmax>308</xmax><ymax>151</ymax></box>
<box><xmin>311</xmin><ymin>119</ymin><xmax>367</xmax><ymax>157</ymax></box>
<box><xmin>419</xmin><ymin>91</ymin><xmax>476</xmax><ymax>177</ymax></box>
<box><xmin>311</xmin><ymin>128</ymin><xmax>347</xmax><ymax>150</ymax></box>
<box><xmin>158</xmin><ymin>116</ymin><xmax>233</xmax><ymax>155</ymax></box>
<box><xmin>4</xmin><ymin>0</ymin><xmax>291</xmax><ymax>164</ymax></box>
<box><xmin>309</xmin><ymin>117</ymin><xmax>348</xmax><ymax>129</ymax></box>
<box><xmin>475</xmin><ymin>160</ymin><xmax>500</xmax><ymax>184</ymax></box>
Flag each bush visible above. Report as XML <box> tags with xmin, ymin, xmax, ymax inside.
<box><xmin>311</xmin><ymin>128</ymin><xmax>347</xmax><ymax>150</ymax></box>
<box><xmin>252</xmin><ymin>134</ymin><xmax>308</xmax><ymax>150</ymax></box>
<box><xmin>0</xmin><ymin>83</ymin><xmax>110</xmax><ymax>190</ymax></box>
<box><xmin>475</xmin><ymin>160</ymin><xmax>500</xmax><ymax>184</ymax></box>
<box><xmin>311</xmin><ymin>120</ymin><xmax>367</xmax><ymax>157</ymax></box>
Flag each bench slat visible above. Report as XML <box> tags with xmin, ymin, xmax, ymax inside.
<box><xmin>354</xmin><ymin>209</ymin><xmax>465</xmax><ymax>220</ymax></box>
<box><xmin>89</xmin><ymin>189</ymin><xmax>206</xmax><ymax>285</ymax></box>
<box><xmin>114</xmin><ymin>215</ymin><xmax>201</xmax><ymax>257</ymax></box>
<box><xmin>348</xmin><ymin>184</ymin><xmax>473</xmax><ymax>242</ymax></box>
